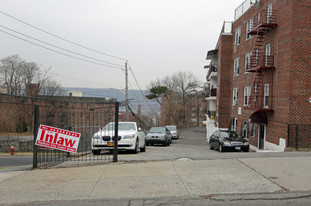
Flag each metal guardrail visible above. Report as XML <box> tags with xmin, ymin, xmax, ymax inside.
<box><xmin>235</xmin><ymin>0</ymin><xmax>260</xmax><ymax>21</ymax></box>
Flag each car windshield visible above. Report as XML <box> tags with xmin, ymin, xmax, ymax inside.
<box><xmin>166</xmin><ymin>126</ymin><xmax>176</xmax><ymax>131</ymax></box>
<box><xmin>219</xmin><ymin>131</ymin><xmax>241</xmax><ymax>139</ymax></box>
<box><xmin>102</xmin><ymin>123</ymin><xmax>136</xmax><ymax>131</ymax></box>
<box><xmin>149</xmin><ymin>127</ymin><xmax>166</xmax><ymax>133</ymax></box>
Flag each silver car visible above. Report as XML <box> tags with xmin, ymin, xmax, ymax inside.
<box><xmin>146</xmin><ymin>127</ymin><xmax>171</xmax><ymax>146</ymax></box>
<box><xmin>166</xmin><ymin>125</ymin><xmax>179</xmax><ymax>139</ymax></box>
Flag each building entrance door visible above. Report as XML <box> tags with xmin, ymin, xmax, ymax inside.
<box><xmin>259</xmin><ymin>124</ymin><xmax>265</xmax><ymax>149</ymax></box>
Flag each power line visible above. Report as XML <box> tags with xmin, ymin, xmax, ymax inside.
<box><xmin>0</xmin><ymin>24</ymin><xmax>124</xmax><ymax>67</ymax></box>
<box><xmin>128</xmin><ymin>64</ymin><xmax>156</xmax><ymax>113</ymax></box>
<box><xmin>0</xmin><ymin>10</ymin><xmax>127</xmax><ymax>61</ymax></box>
<box><xmin>0</xmin><ymin>29</ymin><xmax>123</xmax><ymax>70</ymax></box>
<box><xmin>49</xmin><ymin>72</ymin><xmax>123</xmax><ymax>89</ymax></box>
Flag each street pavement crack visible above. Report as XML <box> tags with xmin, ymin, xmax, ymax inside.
<box><xmin>237</xmin><ymin>159</ymin><xmax>289</xmax><ymax>192</ymax></box>
<box><xmin>87</xmin><ymin>167</ymin><xmax>106</xmax><ymax>199</ymax></box>
<box><xmin>209</xmin><ymin>193</ymin><xmax>311</xmax><ymax>202</ymax></box>
<box><xmin>172</xmin><ymin>162</ymin><xmax>191</xmax><ymax>196</ymax></box>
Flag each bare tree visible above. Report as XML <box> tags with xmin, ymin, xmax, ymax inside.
<box><xmin>146</xmin><ymin>71</ymin><xmax>200</xmax><ymax>128</ymax></box>
<box><xmin>40</xmin><ymin>79</ymin><xmax>65</xmax><ymax>96</ymax></box>
<box><xmin>0</xmin><ymin>55</ymin><xmax>23</xmax><ymax>95</ymax></box>
<box><xmin>172</xmin><ymin>71</ymin><xmax>199</xmax><ymax>127</ymax></box>
<box><xmin>0</xmin><ymin>55</ymin><xmax>63</xmax><ymax>96</ymax></box>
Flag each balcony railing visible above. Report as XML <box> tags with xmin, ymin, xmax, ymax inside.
<box><xmin>247</xmin><ymin>55</ymin><xmax>275</xmax><ymax>71</ymax></box>
<box><xmin>210</xmin><ymin>88</ymin><xmax>217</xmax><ymax>97</ymax></box>
<box><xmin>206</xmin><ymin>65</ymin><xmax>217</xmax><ymax>80</ymax></box>
<box><xmin>235</xmin><ymin>0</ymin><xmax>260</xmax><ymax>21</ymax></box>
<box><xmin>247</xmin><ymin>9</ymin><xmax>277</xmax><ymax>34</ymax></box>
<box><xmin>207</xmin><ymin>110</ymin><xmax>216</xmax><ymax>119</ymax></box>
<box><xmin>206</xmin><ymin>88</ymin><xmax>217</xmax><ymax>98</ymax></box>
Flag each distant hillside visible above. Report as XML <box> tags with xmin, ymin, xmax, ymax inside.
<box><xmin>63</xmin><ymin>87</ymin><xmax>160</xmax><ymax>113</ymax></box>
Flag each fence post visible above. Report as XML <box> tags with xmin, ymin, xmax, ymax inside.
<box><xmin>295</xmin><ymin>124</ymin><xmax>298</xmax><ymax>150</ymax></box>
<box><xmin>113</xmin><ymin>102</ymin><xmax>119</xmax><ymax>162</ymax></box>
<box><xmin>287</xmin><ymin>124</ymin><xmax>290</xmax><ymax>147</ymax></box>
<box><xmin>33</xmin><ymin>104</ymin><xmax>39</xmax><ymax>168</ymax></box>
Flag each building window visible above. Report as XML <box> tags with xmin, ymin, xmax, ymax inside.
<box><xmin>246</xmin><ymin>20</ymin><xmax>253</xmax><ymax>40</ymax></box>
<box><xmin>234</xmin><ymin>27</ymin><xmax>241</xmax><ymax>45</ymax></box>
<box><xmin>254</xmin><ymin>83</ymin><xmax>258</xmax><ymax>101</ymax></box>
<box><xmin>245</xmin><ymin>52</ymin><xmax>252</xmax><ymax>72</ymax></box>
<box><xmin>267</xmin><ymin>3</ymin><xmax>273</xmax><ymax>24</ymax></box>
<box><xmin>244</xmin><ymin>86</ymin><xmax>251</xmax><ymax>106</ymax></box>
<box><xmin>264</xmin><ymin>84</ymin><xmax>269</xmax><ymax>107</ymax></box>
<box><xmin>251</xmin><ymin>123</ymin><xmax>256</xmax><ymax>137</ymax></box>
<box><xmin>242</xmin><ymin>120</ymin><xmax>249</xmax><ymax>139</ymax></box>
<box><xmin>234</xmin><ymin>57</ymin><xmax>240</xmax><ymax>76</ymax></box>
<box><xmin>233</xmin><ymin>88</ymin><xmax>238</xmax><ymax>105</ymax></box>
<box><xmin>265</xmin><ymin>43</ymin><xmax>271</xmax><ymax>67</ymax></box>
<box><xmin>231</xmin><ymin>117</ymin><xmax>238</xmax><ymax>131</ymax></box>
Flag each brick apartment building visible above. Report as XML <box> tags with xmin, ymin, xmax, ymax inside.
<box><xmin>205</xmin><ymin>0</ymin><xmax>311</xmax><ymax>151</ymax></box>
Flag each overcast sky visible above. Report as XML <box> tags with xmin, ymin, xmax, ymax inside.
<box><xmin>0</xmin><ymin>0</ymin><xmax>243</xmax><ymax>91</ymax></box>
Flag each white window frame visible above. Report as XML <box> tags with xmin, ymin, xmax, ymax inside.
<box><xmin>264</xmin><ymin>84</ymin><xmax>269</xmax><ymax>107</ymax></box>
<box><xmin>251</xmin><ymin>123</ymin><xmax>256</xmax><ymax>137</ymax></box>
<box><xmin>244</xmin><ymin>86</ymin><xmax>251</xmax><ymax>106</ymax></box>
<box><xmin>231</xmin><ymin>117</ymin><xmax>238</xmax><ymax>131</ymax></box>
<box><xmin>234</xmin><ymin>57</ymin><xmax>240</xmax><ymax>76</ymax></box>
<box><xmin>233</xmin><ymin>88</ymin><xmax>238</xmax><ymax>105</ymax></box>
<box><xmin>234</xmin><ymin>27</ymin><xmax>241</xmax><ymax>45</ymax></box>
<box><xmin>254</xmin><ymin>83</ymin><xmax>258</xmax><ymax>101</ymax></box>
<box><xmin>245</xmin><ymin>52</ymin><xmax>252</xmax><ymax>72</ymax></box>
<box><xmin>267</xmin><ymin>3</ymin><xmax>273</xmax><ymax>24</ymax></box>
<box><xmin>242</xmin><ymin>120</ymin><xmax>249</xmax><ymax>139</ymax></box>
<box><xmin>265</xmin><ymin>43</ymin><xmax>271</xmax><ymax>67</ymax></box>
<box><xmin>246</xmin><ymin>20</ymin><xmax>253</xmax><ymax>40</ymax></box>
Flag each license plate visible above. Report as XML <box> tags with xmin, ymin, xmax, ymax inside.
<box><xmin>107</xmin><ymin>142</ymin><xmax>114</xmax><ymax>146</ymax></box>
<box><xmin>235</xmin><ymin>147</ymin><xmax>241</xmax><ymax>150</ymax></box>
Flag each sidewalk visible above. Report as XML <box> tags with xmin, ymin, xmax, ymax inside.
<box><xmin>1</xmin><ymin>156</ymin><xmax>311</xmax><ymax>205</ymax></box>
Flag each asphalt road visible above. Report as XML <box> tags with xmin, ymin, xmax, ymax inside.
<box><xmin>3</xmin><ymin>126</ymin><xmax>311</xmax><ymax>170</ymax></box>
<box><xmin>0</xmin><ymin>156</ymin><xmax>32</xmax><ymax>171</ymax></box>
<box><xmin>116</xmin><ymin>126</ymin><xmax>311</xmax><ymax>162</ymax></box>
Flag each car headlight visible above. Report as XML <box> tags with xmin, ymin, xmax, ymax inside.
<box><xmin>223</xmin><ymin>141</ymin><xmax>231</xmax><ymax>146</ymax></box>
<box><xmin>124</xmin><ymin>134</ymin><xmax>135</xmax><ymax>139</ymax></box>
<box><xmin>244</xmin><ymin>142</ymin><xmax>249</xmax><ymax>146</ymax></box>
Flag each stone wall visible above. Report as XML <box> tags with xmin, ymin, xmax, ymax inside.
<box><xmin>0</xmin><ymin>140</ymin><xmax>33</xmax><ymax>152</ymax></box>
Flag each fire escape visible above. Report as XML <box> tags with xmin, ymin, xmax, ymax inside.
<box><xmin>246</xmin><ymin>8</ymin><xmax>277</xmax><ymax>119</ymax></box>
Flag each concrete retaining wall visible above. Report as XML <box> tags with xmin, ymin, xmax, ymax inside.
<box><xmin>0</xmin><ymin>140</ymin><xmax>33</xmax><ymax>152</ymax></box>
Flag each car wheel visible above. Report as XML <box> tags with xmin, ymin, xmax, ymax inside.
<box><xmin>209</xmin><ymin>143</ymin><xmax>214</xmax><ymax>150</ymax></box>
<box><xmin>92</xmin><ymin>150</ymin><xmax>101</xmax><ymax>155</ymax></box>
<box><xmin>219</xmin><ymin>144</ymin><xmax>224</xmax><ymax>153</ymax></box>
<box><xmin>140</xmin><ymin>141</ymin><xmax>146</xmax><ymax>152</ymax></box>
<box><xmin>243</xmin><ymin>148</ymin><xmax>249</xmax><ymax>152</ymax></box>
<box><xmin>133</xmin><ymin>139</ymin><xmax>139</xmax><ymax>154</ymax></box>
<box><xmin>163</xmin><ymin>139</ymin><xmax>167</xmax><ymax>147</ymax></box>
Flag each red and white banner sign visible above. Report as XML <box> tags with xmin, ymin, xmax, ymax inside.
<box><xmin>35</xmin><ymin>124</ymin><xmax>81</xmax><ymax>153</ymax></box>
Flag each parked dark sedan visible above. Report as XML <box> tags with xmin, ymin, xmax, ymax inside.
<box><xmin>209</xmin><ymin>130</ymin><xmax>249</xmax><ymax>152</ymax></box>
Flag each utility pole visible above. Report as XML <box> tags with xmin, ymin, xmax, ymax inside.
<box><xmin>125</xmin><ymin>61</ymin><xmax>129</xmax><ymax>121</ymax></box>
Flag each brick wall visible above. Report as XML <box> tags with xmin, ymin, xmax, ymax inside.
<box><xmin>217</xmin><ymin>0</ymin><xmax>311</xmax><ymax>148</ymax></box>
<box><xmin>218</xmin><ymin>34</ymin><xmax>233</xmax><ymax>129</ymax></box>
